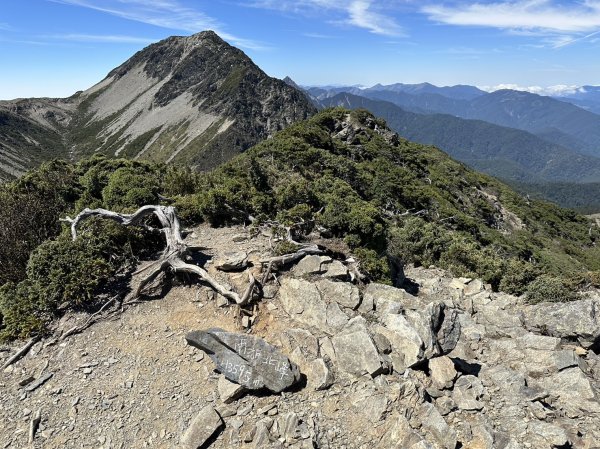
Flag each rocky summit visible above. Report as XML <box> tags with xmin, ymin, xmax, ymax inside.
<box><xmin>1</xmin><ymin>224</ymin><xmax>600</xmax><ymax>448</ymax></box>
<box><xmin>0</xmin><ymin>31</ymin><xmax>316</xmax><ymax>181</ymax></box>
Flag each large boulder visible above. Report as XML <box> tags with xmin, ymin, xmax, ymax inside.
<box><xmin>180</xmin><ymin>406</ymin><xmax>224</xmax><ymax>449</ymax></box>
<box><xmin>278</xmin><ymin>278</ymin><xmax>329</xmax><ymax>332</ymax></box>
<box><xmin>332</xmin><ymin>329</ymin><xmax>384</xmax><ymax>377</ymax></box>
<box><xmin>375</xmin><ymin>301</ymin><xmax>461</xmax><ymax>372</ymax></box>
<box><xmin>523</xmin><ymin>298</ymin><xmax>600</xmax><ymax>347</ymax></box>
<box><xmin>186</xmin><ymin>328</ymin><xmax>301</xmax><ymax>393</ymax></box>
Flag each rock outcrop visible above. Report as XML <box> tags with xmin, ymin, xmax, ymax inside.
<box><xmin>2</xmin><ymin>224</ymin><xmax>600</xmax><ymax>448</ymax></box>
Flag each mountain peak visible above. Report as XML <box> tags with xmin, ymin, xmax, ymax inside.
<box><xmin>0</xmin><ymin>31</ymin><xmax>316</xmax><ymax>180</ymax></box>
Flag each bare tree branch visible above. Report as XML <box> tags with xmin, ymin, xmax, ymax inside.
<box><xmin>63</xmin><ymin>205</ymin><xmax>249</xmax><ymax>305</ymax></box>
<box><xmin>1</xmin><ymin>336</ymin><xmax>40</xmax><ymax>370</ymax></box>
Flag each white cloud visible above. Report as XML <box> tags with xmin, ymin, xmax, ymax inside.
<box><xmin>479</xmin><ymin>83</ymin><xmax>582</xmax><ymax>96</ymax></box>
<box><xmin>303</xmin><ymin>32</ymin><xmax>337</xmax><ymax>39</ymax></box>
<box><xmin>423</xmin><ymin>1</ymin><xmax>600</xmax><ymax>33</ymax></box>
<box><xmin>51</xmin><ymin>0</ymin><xmax>268</xmax><ymax>50</ymax></box>
<box><xmin>347</xmin><ymin>0</ymin><xmax>405</xmax><ymax>36</ymax></box>
<box><xmin>46</xmin><ymin>33</ymin><xmax>159</xmax><ymax>44</ymax></box>
<box><xmin>423</xmin><ymin>0</ymin><xmax>600</xmax><ymax>48</ymax></box>
<box><xmin>249</xmin><ymin>0</ymin><xmax>404</xmax><ymax>36</ymax></box>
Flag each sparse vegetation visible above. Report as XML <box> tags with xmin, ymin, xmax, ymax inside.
<box><xmin>1</xmin><ymin>108</ymin><xmax>599</xmax><ymax>340</ymax></box>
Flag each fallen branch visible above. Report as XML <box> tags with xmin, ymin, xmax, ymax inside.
<box><xmin>260</xmin><ymin>245</ymin><xmax>323</xmax><ymax>267</ymax></box>
<box><xmin>60</xmin><ymin>295</ymin><xmax>120</xmax><ymax>341</ymax></box>
<box><xmin>62</xmin><ymin>205</ymin><xmax>250</xmax><ymax>305</ymax></box>
<box><xmin>28</xmin><ymin>409</ymin><xmax>41</xmax><ymax>444</ymax></box>
<box><xmin>1</xmin><ymin>336</ymin><xmax>40</xmax><ymax>370</ymax></box>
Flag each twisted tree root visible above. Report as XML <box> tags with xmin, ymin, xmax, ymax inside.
<box><xmin>62</xmin><ymin>206</ymin><xmax>254</xmax><ymax>305</ymax></box>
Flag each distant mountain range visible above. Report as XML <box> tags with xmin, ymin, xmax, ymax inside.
<box><xmin>298</xmin><ymin>81</ymin><xmax>600</xmax><ymax>210</ymax></box>
<box><xmin>319</xmin><ymin>92</ymin><xmax>600</xmax><ymax>184</ymax></box>
<box><xmin>305</xmin><ymin>82</ymin><xmax>600</xmax><ymax>157</ymax></box>
<box><xmin>0</xmin><ymin>31</ymin><xmax>315</xmax><ymax>181</ymax></box>
<box><xmin>553</xmin><ymin>86</ymin><xmax>600</xmax><ymax>115</ymax></box>
<box><xmin>2</xmin><ymin>31</ymin><xmax>600</xmax><ymax>212</ymax></box>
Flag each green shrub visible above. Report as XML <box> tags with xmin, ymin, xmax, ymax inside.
<box><xmin>387</xmin><ymin>218</ymin><xmax>451</xmax><ymax>267</ymax></box>
<box><xmin>102</xmin><ymin>166</ymin><xmax>159</xmax><ymax>211</ymax></box>
<box><xmin>172</xmin><ymin>194</ymin><xmax>204</xmax><ymax>225</ymax></box>
<box><xmin>0</xmin><ymin>160</ymin><xmax>78</xmax><ymax>285</ymax></box>
<box><xmin>499</xmin><ymin>260</ymin><xmax>539</xmax><ymax>295</ymax></box>
<box><xmin>564</xmin><ymin>271</ymin><xmax>600</xmax><ymax>290</ymax></box>
<box><xmin>0</xmin><ymin>217</ymin><xmax>156</xmax><ymax>340</ymax></box>
<box><xmin>26</xmin><ymin>236</ymin><xmax>113</xmax><ymax>309</ymax></box>
<box><xmin>162</xmin><ymin>165</ymin><xmax>201</xmax><ymax>197</ymax></box>
<box><xmin>0</xmin><ymin>281</ymin><xmax>48</xmax><ymax>340</ymax></box>
<box><xmin>354</xmin><ymin>248</ymin><xmax>391</xmax><ymax>283</ymax></box>
<box><xmin>525</xmin><ymin>275</ymin><xmax>578</xmax><ymax>304</ymax></box>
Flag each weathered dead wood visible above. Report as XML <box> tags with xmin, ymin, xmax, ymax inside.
<box><xmin>1</xmin><ymin>336</ymin><xmax>40</xmax><ymax>370</ymax></box>
<box><xmin>260</xmin><ymin>245</ymin><xmax>323</xmax><ymax>267</ymax></box>
<box><xmin>62</xmin><ymin>206</ymin><xmax>251</xmax><ymax>305</ymax></box>
<box><xmin>59</xmin><ymin>295</ymin><xmax>120</xmax><ymax>341</ymax></box>
<box><xmin>28</xmin><ymin>409</ymin><xmax>41</xmax><ymax>443</ymax></box>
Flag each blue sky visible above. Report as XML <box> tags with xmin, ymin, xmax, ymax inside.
<box><xmin>1</xmin><ymin>0</ymin><xmax>599</xmax><ymax>99</ymax></box>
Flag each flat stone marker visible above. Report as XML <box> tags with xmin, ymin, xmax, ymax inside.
<box><xmin>186</xmin><ymin>328</ymin><xmax>301</xmax><ymax>393</ymax></box>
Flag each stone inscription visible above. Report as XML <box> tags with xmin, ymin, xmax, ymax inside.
<box><xmin>185</xmin><ymin>328</ymin><xmax>301</xmax><ymax>393</ymax></box>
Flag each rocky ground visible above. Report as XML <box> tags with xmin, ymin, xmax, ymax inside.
<box><xmin>2</xmin><ymin>224</ymin><xmax>600</xmax><ymax>448</ymax></box>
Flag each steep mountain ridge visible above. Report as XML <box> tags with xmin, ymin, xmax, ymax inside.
<box><xmin>0</xmin><ymin>31</ymin><xmax>316</xmax><ymax>179</ymax></box>
<box><xmin>320</xmin><ymin>92</ymin><xmax>600</xmax><ymax>183</ymax></box>
<box><xmin>309</xmin><ymin>84</ymin><xmax>600</xmax><ymax>158</ymax></box>
<box><xmin>0</xmin><ymin>98</ymin><xmax>74</xmax><ymax>181</ymax></box>
<box><xmin>465</xmin><ymin>89</ymin><xmax>600</xmax><ymax>156</ymax></box>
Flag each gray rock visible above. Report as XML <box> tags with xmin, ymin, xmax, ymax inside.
<box><xmin>215</xmin><ymin>251</ymin><xmax>248</xmax><ymax>271</ymax></box>
<box><xmin>281</xmin><ymin>412</ymin><xmax>300</xmax><ymax>443</ymax></box>
<box><xmin>339</xmin><ymin>316</ymin><xmax>370</xmax><ymax>335</ymax></box>
<box><xmin>476</xmin><ymin>303</ymin><xmax>525</xmax><ymax>338</ymax></box>
<box><xmin>376</xmin><ymin>412</ymin><xmax>424</xmax><ymax>449</ymax></box>
<box><xmin>293</xmin><ymin>255</ymin><xmax>331</xmax><ymax>276</ymax></box>
<box><xmin>523</xmin><ymin>298</ymin><xmax>600</xmax><ymax>347</ymax></box>
<box><xmin>532</xmin><ymin>367</ymin><xmax>600</xmax><ymax>415</ymax></box>
<box><xmin>516</xmin><ymin>333</ymin><xmax>561</xmax><ymax>351</ymax></box>
<box><xmin>186</xmin><ymin>329</ymin><xmax>301</xmax><ymax>392</ymax></box>
<box><xmin>352</xmin><ymin>390</ymin><xmax>390</xmax><ymax>423</ymax></box>
<box><xmin>319</xmin><ymin>337</ymin><xmax>336</xmax><ymax>363</ymax></box>
<box><xmin>280</xmin><ymin>328</ymin><xmax>319</xmax><ymax>359</ymax></box>
<box><xmin>428</xmin><ymin>356</ymin><xmax>457</xmax><ymax>389</ymax></box>
<box><xmin>406</xmin><ymin>301</ymin><xmax>461</xmax><ymax>359</ymax></box>
<box><xmin>218</xmin><ymin>375</ymin><xmax>245</xmax><ymax>403</ymax></box>
<box><xmin>372</xmin><ymin>332</ymin><xmax>392</xmax><ymax>355</ymax></box>
<box><xmin>252</xmin><ymin>419</ymin><xmax>272</xmax><ymax>447</ymax></box>
<box><xmin>435</xmin><ymin>396</ymin><xmax>457</xmax><ymax>415</ymax></box>
<box><xmin>24</xmin><ymin>373</ymin><xmax>53</xmax><ymax>392</ymax></box>
<box><xmin>436</xmin><ymin>308</ymin><xmax>461</xmax><ymax>355</ymax></box>
<box><xmin>464</xmin><ymin>279</ymin><xmax>484</xmax><ymax>296</ymax></box>
<box><xmin>527</xmin><ymin>421</ymin><xmax>569</xmax><ymax>447</ymax></box>
<box><xmin>307</xmin><ymin>358</ymin><xmax>333</xmax><ymax>390</ymax></box>
<box><xmin>278</xmin><ymin>278</ymin><xmax>328</xmax><ymax>332</ymax></box>
<box><xmin>373</xmin><ymin>321</ymin><xmax>423</xmax><ymax>373</ymax></box>
<box><xmin>332</xmin><ymin>330</ymin><xmax>383</xmax><ymax>377</ymax></box>
<box><xmin>418</xmin><ymin>402</ymin><xmax>457</xmax><ymax>449</ymax></box>
<box><xmin>452</xmin><ymin>375</ymin><xmax>485</xmax><ymax>411</ymax></box>
<box><xmin>323</xmin><ymin>260</ymin><xmax>349</xmax><ymax>280</ymax></box>
<box><xmin>316</xmin><ymin>279</ymin><xmax>360</xmax><ymax>309</ymax></box>
<box><xmin>365</xmin><ymin>283</ymin><xmax>405</xmax><ymax>315</ymax></box>
<box><xmin>553</xmin><ymin>350</ymin><xmax>581</xmax><ymax>371</ymax></box>
<box><xmin>326</xmin><ymin>302</ymin><xmax>349</xmax><ymax>330</ymax></box>
<box><xmin>179</xmin><ymin>406</ymin><xmax>224</xmax><ymax>449</ymax></box>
